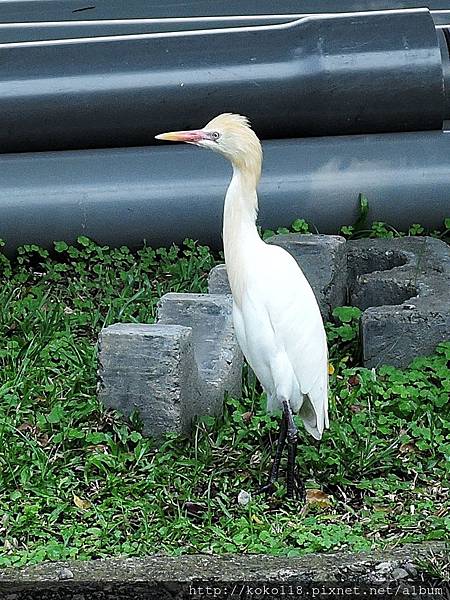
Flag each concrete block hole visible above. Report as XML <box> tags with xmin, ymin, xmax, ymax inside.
<box><xmin>347</xmin><ymin>247</ymin><xmax>418</xmax><ymax>309</ymax></box>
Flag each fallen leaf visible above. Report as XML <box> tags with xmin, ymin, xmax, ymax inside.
<box><xmin>73</xmin><ymin>493</ymin><xmax>92</xmax><ymax>510</ymax></box>
<box><xmin>242</xmin><ymin>411</ymin><xmax>253</xmax><ymax>423</ymax></box>
<box><xmin>183</xmin><ymin>501</ymin><xmax>206</xmax><ymax>516</ymax></box>
<box><xmin>348</xmin><ymin>375</ymin><xmax>360</xmax><ymax>387</ymax></box>
<box><xmin>252</xmin><ymin>514</ymin><xmax>263</xmax><ymax>524</ymax></box>
<box><xmin>328</xmin><ymin>363</ymin><xmax>335</xmax><ymax>375</ymax></box>
<box><xmin>350</xmin><ymin>404</ymin><xmax>362</xmax><ymax>414</ymax></box>
<box><xmin>306</xmin><ymin>489</ymin><xmax>332</xmax><ymax>508</ymax></box>
<box><xmin>249</xmin><ymin>450</ymin><xmax>261</xmax><ymax>466</ymax></box>
<box><xmin>37</xmin><ymin>433</ymin><xmax>49</xmax><ymax>447</ymax></box>
<box><xmin>18</xmin><ymin>423</ymin><xmax>34</xmax><ymax>433</ymax></box>
<box><xmin>399</xmin><ymin>442</ymin><xmax>418</xmax><ymax>455</ymax></box>
<box><xmin>87</xmin><ymin>444</ymin><xmax>109</xmax><ymax>454</ymax></box>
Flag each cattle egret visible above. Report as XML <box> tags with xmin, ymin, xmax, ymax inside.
<box><xmin>156</xmin><ymin>114</ymin><xmax>329</xmax><ymax>500</ymax></box>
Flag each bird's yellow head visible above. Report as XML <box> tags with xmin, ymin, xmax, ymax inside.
<box><xmin>156</xmin><ymin>113</ymin><xmax>262</xmax><ymax>181</ymax></box>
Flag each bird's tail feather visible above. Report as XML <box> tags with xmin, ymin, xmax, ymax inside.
<box><xmin>298</xmin><ymin>393</ymin><xmax>327</xmax><ymax>440</ymax></box>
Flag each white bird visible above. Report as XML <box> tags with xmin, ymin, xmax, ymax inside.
<box><xmin>156</xmin><ymin>114</ymin><xmax>329</xmax><ymax>500</ymax></box>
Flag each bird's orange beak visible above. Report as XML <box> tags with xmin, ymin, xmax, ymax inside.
<box><xmin>155</xmin><ymin>130</ymin><xmax>206</xmax><ymax>143</ymax></box>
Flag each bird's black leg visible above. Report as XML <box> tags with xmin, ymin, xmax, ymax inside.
<box><xmin>257</xmin><ymin>410</ymin><xmax>287</xmax><ymax>495</ymax></box>
<box><xmin>283</xmin><ymin>400</ymin><xmax>306</xmax><ymax>502</ymax></box>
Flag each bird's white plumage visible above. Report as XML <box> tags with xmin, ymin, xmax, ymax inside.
<box><xmin>155</xmin><ymin>113</ymin><xmax>329</xmax><ymax>441</ymax></box>
<box><xmin>216</xmin><ymin>116</ymin><xmax>329</xmax><ymax>441</ymax></box>
<box><xmin>231</xmin><ymin>242</ymin><xmax>329</xmax><ymax>439</ymax></box>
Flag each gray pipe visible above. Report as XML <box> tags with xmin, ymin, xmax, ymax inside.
<box><xmin>0</xmin><ymin>17</ymin><xmax>297</xmax><ymax>43</ymax></box>
<box><xmin>434</xmin><ymin>12</ymin><xmax>450</xmax><ymax>24</ymax></box>
<box><xmin>1</xmin><ymin>131</ymin><xmax>449</xmax><ymax>256</ymax></box>
<box><xmin>3</xmin><ymin>12</ymin><xmax>450</xmax><ymax>43</ymax></box>
<box><xmin>0</xmin><ymin>10</ymin><xmax>443</xmax><ymax>153</ymax></box>
<box><xmin>0</xmin><ymin>0</ymin><xmax>449</xmax><ymax>21</ymax></box>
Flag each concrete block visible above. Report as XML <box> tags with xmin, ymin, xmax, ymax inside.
<box><xmin>347</xmin><ymin>237</ymin><xmax>450</xmax><ymax>367</ymax></box>
<box><xmin>207</xmin><ymin>264</ymin><xmax>230</xmax><ymax>296</ymax></box>
<box><xmin>157</xmin><ymin>292</ymin><xmax>243</xmax><ymax>400</ymax></box>
<box><xmin>98</xmin><ymin>294</ymin><xmax>243</xmax><ymax>442</ymax></box>
<box><xmin>208</xmin><ymin>234</ymin><xmax>347</xmax><ymax>320</ymax></box>
<box><xmin>268</xmin><ymin>234</ymin><xmax>347</xmax><ymax>318</ymax></box>
<box><xmin>97</xmin><ymin>323</ymin><xmax>199</xmax><ymax>438</ymax></box>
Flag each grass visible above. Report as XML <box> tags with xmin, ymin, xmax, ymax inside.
<box><xmin>0</xmin><ymin>225</ymin><xmax>449</xmax><ymax>568</ymax></box>
<box><xmin>418</xmin><ymin>545</ymin><xmax>450</xmax><ymax>583</ymax></box>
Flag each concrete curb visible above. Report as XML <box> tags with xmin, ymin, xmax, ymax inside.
<box><xmin>0</xmin><ymin>543</ymin><xmax>445</xmax><ymax>583</ymax></box>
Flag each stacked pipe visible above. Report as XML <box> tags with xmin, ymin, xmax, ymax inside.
<box><xmin>1</xmin><ymin>2</ymin><xmax>450</xmax><ymax>254</ymax></box>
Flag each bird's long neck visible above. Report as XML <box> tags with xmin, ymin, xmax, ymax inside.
<box><xmin>223</xmin><ymin>165</ymin><xmax>263</xmax><ymax>303</ymax></box>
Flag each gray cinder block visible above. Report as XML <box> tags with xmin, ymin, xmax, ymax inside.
<box><xmin>209</xmin><ymin>234</ymin><xmax>347</xmax><ymax>319</ymax></box>
<box><xmin>97</xmin><ymin>323</ymin><xmax>198</xmax><ymax>438</ymax></box>
<box><xmin>268</xmin><ymin>234</ymin><xmax>347</xmax><ymax>318</ymax></box>
<box><xmin>157</xmin><ymin>293</ymin><xmax>243</xmax><ymax>401</ymax></box>
<box><xmin>98</xmin><ymin>294</ymin><xmax>243</xmax><ymax>441</ymax></box>
<box><xmin>347</xmin><ymin>237</ymin><xmax>450</xmax><ymax>368</ymax></box>
<box><xmin>208</xmin><ymin>264</ymin><xmax>230</xmax><ymax>296</ymax></box>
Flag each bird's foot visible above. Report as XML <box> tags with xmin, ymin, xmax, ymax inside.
<box><xmin>286</xmin><ymin>467</ymin><xmax>306</xmax><ymax>503</ymax></box>
<box><xmin>255</xmin><ymin>400</ymin><xmax>306</xmax><ymax>503</ymax></box>
<box><xmin>256</xmin><ymin>410</ymin><xmax>287</xmax><ymax>497</ymax></box>
<box><xmin>257</xmin><ymin>472</ymin><xmax>305</xmax><ymax>502</ymax></box>
<box><xmin>256</xmin><ymin>481</ymin><xmax>277</xmax><ymax>496</ymax></box>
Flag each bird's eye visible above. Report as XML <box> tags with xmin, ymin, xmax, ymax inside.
<box><xmin>210</xmin><ymin>131</ymin><xmax>220</xmax><ymax>141</ymax></box>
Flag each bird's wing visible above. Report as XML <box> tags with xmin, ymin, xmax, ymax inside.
<box><xmin>246</xmin><ymin>244</ymin><xmax>329</xmax><ymax>439</ymax></box>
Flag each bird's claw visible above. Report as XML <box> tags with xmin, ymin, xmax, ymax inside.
<box><xmin>256</xmin><ymin>481</ymin><xmax>277</xmax><ymax>496</ymax></box>
<box><xmin>256</xmin><ymin>470</ymin><xmax>306</xmax><ymax>502</ymax></box>
<box><xmin>287</xmin><ymin>468</ymin><xmax>306</xmax><ymax>503</ymax></box>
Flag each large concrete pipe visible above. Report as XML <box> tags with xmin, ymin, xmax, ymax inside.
<box><xmin>1</xmin><ymin>130</ymin><xmax>449</xmax><ymax>256</ymax></box>
<box><xmin>0</xmin><ymin>0</ymin><xmax>449</xmax><ymax>21</ymax></box>
<box><xmin>0</xmin><ymin>10</ymin><xmax>445</xmax><ymax>153</ymax></box>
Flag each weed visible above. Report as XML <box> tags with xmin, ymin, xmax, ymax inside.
<box><xmin>261</xmin><ymin>203</ymin><xmax>449</xmax><ymax>245</ymax></box>
<box><xmin>417</xmin><ymin>545</ymin><xmax>450</xmax><ymax>583</ymax></box>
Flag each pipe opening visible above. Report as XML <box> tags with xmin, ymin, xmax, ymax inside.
<box><xmin>443</xmin><ymin>26</ymin><xmax>450</xmax><ymax>54</ymax></box>
<box><xmin>439</xmin><ymin>28</ymin><xmax>450</xmax><ymax>122</ymax></box>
